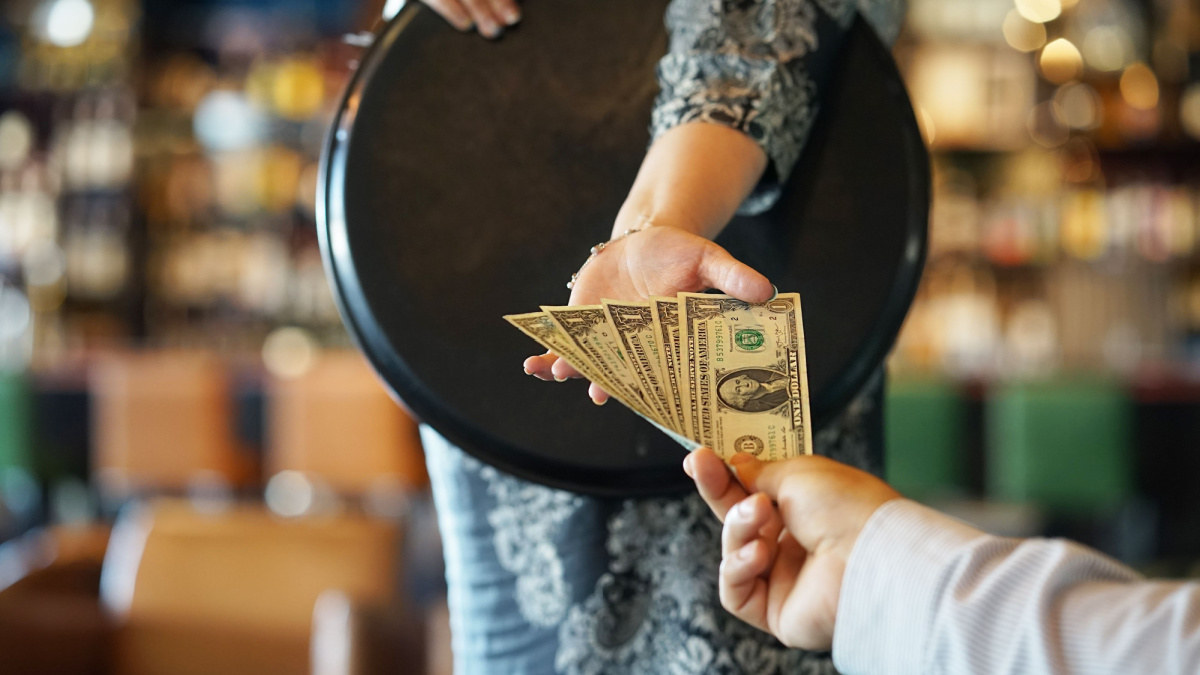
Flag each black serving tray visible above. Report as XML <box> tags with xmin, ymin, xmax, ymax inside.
<box><xmin>318</xmin><ymin>1</ymin><xmax>929</xmax><ymax>496</ymax></box>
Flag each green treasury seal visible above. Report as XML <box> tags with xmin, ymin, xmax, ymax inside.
<box><xmin>734</xmin><ymin>328</ymin><xmax>765</xmax><ymax>351</ymax></box>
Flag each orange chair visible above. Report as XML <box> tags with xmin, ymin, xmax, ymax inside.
<box><xmin>266</xmin><ymin>351</ymin><xmax>427</xmax><ymax>495</ymax></box>
<box><xmin>100</xmin><ymin>499</ymin><xmax>405</xmax><ymax>675</ymax></box>
<box><xmin>90</xmin><ymin>351</ymin><xmax>255</xmax><ymax>496</ymax></box>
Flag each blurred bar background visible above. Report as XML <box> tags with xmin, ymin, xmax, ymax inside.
<box><xmin>1</xmin><ymin>0</ymin><xmax>1199</xmax><ymax>672</ymax></box>
<box><xmin>0</xmin><ymin>1</ymin><xmax>447</xmax><ymax>673</ymax></box>
<box><xmin>887</xmin><ymin>0</ymin><xmax>1200</xmax><ymax>573</ymax></box>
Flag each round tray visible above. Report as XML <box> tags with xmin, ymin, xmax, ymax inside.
<box><xmin>319</xmin><ymin>1</ymin><xmax>929</xmax><ymax>496</ymax></box>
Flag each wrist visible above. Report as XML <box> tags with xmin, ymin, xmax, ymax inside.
<box><xmin>566</xmin><ymin>225</ymin><xmax>648</xmax><ymax>291</ymax></box>
<box><xmin>615</xmin><ymin>122</ymin><xmax>767</xmax><ymax>241</ymax></box>
<box><xmin>611</xmin><ymin>205</ymin><xmax>717</xmax><ymax>241</ymax></box>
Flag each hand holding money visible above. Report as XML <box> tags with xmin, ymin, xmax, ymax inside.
<box><xmin>522</xmin><ymin>226</ymin><xmax>774</xmax><ymax>403</ymax></box>
<box><xmin>506</xmin><ymin>291</ymin><xmax>813</xmax><ymax>461</ymax></box>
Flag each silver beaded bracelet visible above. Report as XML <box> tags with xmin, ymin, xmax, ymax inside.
<box><xmin>565</xmin><ymin>227</ymin><xmax>644</xmax><ymax>290</ymax></box>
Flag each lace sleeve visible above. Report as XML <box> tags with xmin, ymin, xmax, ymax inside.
<box><xmin>651</xmin><ymin>0</ymin><xmax>904</xmax><ymax>214</ymax></box>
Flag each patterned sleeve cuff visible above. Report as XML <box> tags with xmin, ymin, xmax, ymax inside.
<box><xmin>651</xmin><ymin>52</ymin><xmax>818</xmax><ymax>215</ymax></box>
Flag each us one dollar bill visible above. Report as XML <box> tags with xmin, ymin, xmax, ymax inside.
<box><xmin>503</xmin><ymin>292</ymin><xmax>812</xmax><ymax>461</ymax></box>
<box><xmin>679</xmin><ymin>293</ymin><xmax>812</xmax><ymax>460</ymax></box>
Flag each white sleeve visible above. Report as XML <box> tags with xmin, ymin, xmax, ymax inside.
<box><xmin>832</xmin><ymin>499</ymin><xmax>1200</xmax><ymax>675</ymax></box>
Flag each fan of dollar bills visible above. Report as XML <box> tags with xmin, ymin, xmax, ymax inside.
<box><xmin>505</xmin><ymin>293</ymin><xmax>813</xmax><ymax>461</ymax></box>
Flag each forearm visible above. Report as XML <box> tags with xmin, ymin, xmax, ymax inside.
<box><xmin>613</xmin><ymin>122</ymin><xmax>767</xmax><ymax>241</ymax></box>
<box><xmin>835</xmin><ymin>500</ymin><xmax>1200</xmax><ymax>675</ymax></box>
<box><xmin>649</xmin><ymin>0</ymin><xmax>863</xmax><ymax>223</ymax></box>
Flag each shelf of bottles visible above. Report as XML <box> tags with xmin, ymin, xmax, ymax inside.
<box><xmin>0</xmin><ymin>0</ymin><xmax>360</xmax><ymax>373</ymax></box>
<box><xmin>0</xmin><ymin>0</ymin><xmax>139</xmax><ymax>370</ymax></box>
<box><xmin>137</xmin><ymin>38</ymin><xmax>353</xmax><ymax>356</ymax></box>
<box><xmin>890</xmin><ymin>0</ymin><xmax>1200</xmax><ymax>382</ymax></box>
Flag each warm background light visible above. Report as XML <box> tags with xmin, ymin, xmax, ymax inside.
<box><xmin>262</xmin><ymin>327</ymin><xmax>319</xmax><ymax>379</ymax></box>
<box><xmin>1053</xmin><ymin>83</ymin><xmax>1100</xmax><ymax>130</ymax></box>
<box><xmin>1015</xmin><ymin>0</ymin><xmax>1061</xmax><ymax>24</ymax></box>
<box><xmin>1180</xmin><ymin>83</ymin><xmax>1200</xmax><ymax>140</ymax></box>
<box><xmin>4</xmin><ymin>3</ymin><xmax>1200</xmax><ymax>674</ymax></box>
<box><xmin>1039</xmin><ymin>38</ymin><xmax>1083</xmax><ymax>84</ymax></box>
<box><xmin>0</xmin><ymin>111</ymin><xmax>34</xmax><ymax>170</ymax></box>
<box><xmin>37</xmin><ymin>0</ymin><xmax>95</xmax><ymax>48</ymax></box>
<box><xmin>1120</xmin><ymin>62</ymin><xmax>1159</xmax><ymax>111</ymax></box>
<box><xmin>1003</xmin><ymin>10</ymin><xmax>1047</xmax><ymax>53</ymax></box>
<box><xmin>1082</xmin><ymin>26</ymin><xmax>1132</xmax><ymax>73</ymax></box>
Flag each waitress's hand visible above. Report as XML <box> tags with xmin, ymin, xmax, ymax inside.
<box><xmin>523</xmin><ymin>225</ymin><xmax>773</xmax><ymax>404</ymax></box>
<box><xmin>418</xmin><ymin>0</ymin><xmax>520</xmax><ymax>39</ymax></box>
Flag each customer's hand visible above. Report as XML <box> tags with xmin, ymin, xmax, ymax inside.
<box><xmin>683</xmin><ymin>447</ymin><xmax>901</xmax><ymax>650</ymax></box>
<box><xmin>522</xmin><ymin>225</ymin><xmax>773</xmax><ymax>403</ymax></box>
<box><xmin>418</xmin><ymin>0</ymin><xmax>520</xmax><ymax>39</ymax></box>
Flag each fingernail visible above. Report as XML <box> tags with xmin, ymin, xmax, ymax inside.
<box><xmin>553</xmin><ymin>375</ymin><xmax>567</xmax><ymax>382</ymax></box>
<box><xmin>769</xmin><ymin>284</ymin><xmax>779</xmax><ymax>301</ymax></box>
<box><xmin>592</xmin><ymin>397</ymin><xmax>607</xmax><ymax>406</ymax></box>
<box><xmin>729</xmin><ymin>453</ymin><xmax>755</xmax><ymax>467</ymax></box>
<box><xmin>480</xmin><ymin>21</ymin><xmax>501</xmax><ymax>38</ymax></box>
<box><xmin>523</xmin><ymin>367</ymin><xmax>532</xmax><ymax>375</ymax></box>
<box><xmin>682</xmin><ymin>455</ymin><xmax>694</xmax><ymax>478</ymax></box>
<box><xmin>503</xmin><ymin>9</ymin><xmax>521</xmax><ymax>25</ymax></box>
<box><xmin>729</xmin><ymin>454</ymin><xmax>756</xmax><ymax>486</ymax></box>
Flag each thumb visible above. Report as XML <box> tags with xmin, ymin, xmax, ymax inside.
<box><xmin>737</xmin><ymin>454</ymin><xmax>828</xmax><ymax>545</ymax></box>
<box><xmin>728</xmin><ymin>452</ymin><xmax>767</xmax><ymax>490</ymax></box>
<box><xmin>696</xmin><ymin>244</ymin><xmax>774</xmax><ymax>303</ymax></box>
<box><xmin>732</xmin><ymin>453</ymin><xmax>825</xmax><ymax>502</ymax></box>
<box><xmin>730</xmin><ymin>454</ymin><xmax>820</xmax><ymax>545</ymax></box>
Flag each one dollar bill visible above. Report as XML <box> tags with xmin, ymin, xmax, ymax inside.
<box><xmin>679</xmin><ymin>292</ymin><xmax>812</xmax><ymax>460</ymax></box>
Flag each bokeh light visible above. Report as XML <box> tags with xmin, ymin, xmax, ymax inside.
<box><xmin>0</xmin><ymin>112</ymin><xmax>34</xmax><ymax>170</ymax></box>
<box><xmin>272</xmin><ymin>59</ymin><xmax>326</xmax><ymax>121</ymax></box>
<box><xmin>1082</xmin><ymin>26</ymin><xmax>1132</xmax><ymax>73</ymax></box>
<box><xmin>1053</xmin><ymin>83</ymin><xmax>1101</xmax><ymax>130</ymax></box>
<box><xmin>1002</xmin><ymin>10</ymin><xmax>1047</xmax><ymax>53</ymax></box>
<box><xmin>1039</xmin><ymin>38</ymin><xmax>1083</xmax><ymax>84</ymax></box>
<box><xmin>1179</xmin><ymin>83</ymin><xmax>1200</xmax><ymax>140</ymax></box>
<box><xmin>265</xmin><ymin>470</ymin><xmax>314</xmax><ymax>517</ymax></box>
<box><xmin>1120</xmin><ymin>62</ymin><xmax>1159</xmax><ymax>111</ymax></box>
<box><xmin>193</xmin><ymin>91</ymin><xmax>267</xmax><ymax>152</ymax></box>
<box><xmin>1015</xmin><ymin>0</ymin><xmax>1061</xmax><ymax>24</ymax></box>
<box><xmin>38</xmin><ymin>0</ymin><xmax>96</xmax><ymax>48</ymax></box>
<box><xmin>262</xmin><ymin>326</ymin><xmax>319</xmax><ymax>378</ymax></box>
<box><xmin>0</xmin><ymin>285</ymin><xmax>32</xmax><ymax>347</ymax></box>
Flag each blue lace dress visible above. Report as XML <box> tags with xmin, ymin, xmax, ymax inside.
<box><xmin>424</xmin><ymin>1</ymin><xmax>905</xmax><ymax>673</ymax></box>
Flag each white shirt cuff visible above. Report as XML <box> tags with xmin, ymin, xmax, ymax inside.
<box><xmin>832</xmin><ymin>499</ymin><xmax>986</xmax><ymax>675</ymax></box>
